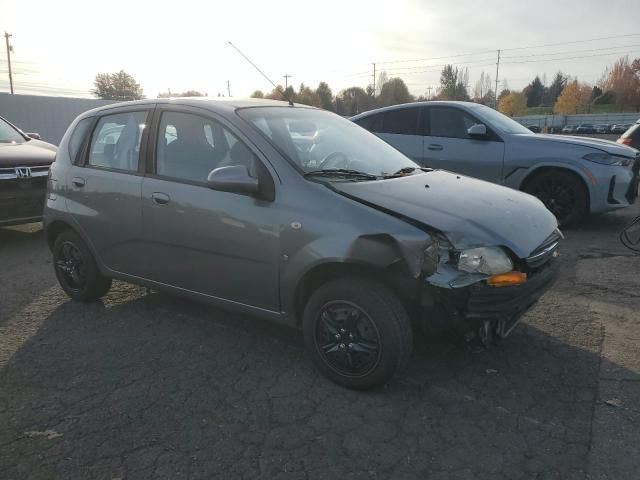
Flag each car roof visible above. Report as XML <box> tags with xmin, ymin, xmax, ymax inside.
<box><xmin>350</xmin><ymin>101</ymin><xmax>483</xmax><ymax>120</ymax></box>
<box><xmin>76</xmin><ymin>97</ymin><xmax>312</xmax><ymax>119</ymax></box>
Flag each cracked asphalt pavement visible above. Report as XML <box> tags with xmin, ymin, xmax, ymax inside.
<box><xmin>1</xmin><ymin>204</ymin><xmax>639</xmax><ymax>480</ymax></box>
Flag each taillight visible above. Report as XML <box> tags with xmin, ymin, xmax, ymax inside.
<box><xmin>617</xmin><ymin>137</ymin><xmax>633</xmax><ymax>145</ymax></box>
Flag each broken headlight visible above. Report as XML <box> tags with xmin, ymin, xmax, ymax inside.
<box><xmin>457</xmin><ymin>246</ymin><xmax>513</xmax><ymax>275</ymax></box>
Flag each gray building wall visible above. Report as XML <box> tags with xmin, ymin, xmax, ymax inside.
<box><xmin>0</xmin><ymin>93</ymin><xmax>116</xmax><ymax>145</ymax></box>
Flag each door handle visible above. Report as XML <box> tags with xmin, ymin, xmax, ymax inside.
<box><xmin>427</xmin><ymin>144</ymin><xmax>443</xmax><ymax>151</ymax></box>
<box><xmin>71</xmin><ymin>177</ymin><xmax>85</xmax><ymax>187</ymax></box>
<box><xmin>151</xmin><ymin>192</ymin><xmax>170</xmax><ymax>205</ymax></box>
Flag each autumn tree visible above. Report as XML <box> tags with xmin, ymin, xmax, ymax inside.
<box><xmin>498</xmin><ymin>91</ymin><xmax>527</xmax><ymax>117</ymax></box>
<box><xmin>250</xmin><ymin>90</ymin><xmax>264</xmax><ymax>98</ymax></box>
<box><xmin>92</xmin><ymin>70</ymin><xmax>144</xmax><ymax>100</ymax></box>
<box><xmin>377</xmin><ymin>77</ymin><xmax>414</xmax><ymax>107</ymax></box>
<box><xmin>599</xmin><ymin>56</ymin><xmax>640</xmax><ymax>111</ymax></box>
<box><xmin>316</xmin><ymin>82</ymin><xmax>334</xmax><ymax>111</ymax></box>
<box><xmin>553</xmin><ymin>80</ymin><xmax>592</xmax><ymax>114</ymax></box>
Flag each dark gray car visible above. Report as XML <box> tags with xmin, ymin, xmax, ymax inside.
<box><xmin>45</xmin><ymin>98</ymin><xmax>560</xmax><ymax>389</ymax></box>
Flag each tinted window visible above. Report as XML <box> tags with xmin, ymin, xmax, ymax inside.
<box><xmin>428</xmin><ymin>107</ymin><xmax>478</xmax><ymax>139</ymax></box>
<box><xmin>381</xmin><ymin>108</ymin><xmax>419</xmax><ymax>135</ymax></box>
<box><xmin>68</xmin><ymin>117</ymin><xmax>93</xmax><ymax>163</ymax></box>
<box><xmin>156</xmin><ymin>111</ymin><xmax>257</xmax><ymax>183</ymax></box>
<box><xmin>353</xmin><ymin>115</ymin><xmax>375</xmax><ymax>130</ymax></box>
<box><xmin>88</xmin><ymin>111</ymin><xmax>147</xmax><ymax>171</ymax></box>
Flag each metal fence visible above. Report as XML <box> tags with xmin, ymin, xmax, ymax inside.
<box><xmin>0</xmin><ymin>93</ymin><xmax>115</xmax><ymax>145</ymax></box>
<box><xmin>515</xmin><ymin>112</ymin><xmax>639</xmax><ymax>129</ymax></box>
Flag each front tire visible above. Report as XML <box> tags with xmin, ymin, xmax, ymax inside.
<box><xmin>523</xmin><ymin>170</ymin><xmax>588</xmax><ymax>227</ymax></box>
<box><xmin>302</xmin><ymin>277</ymin><xmax>413</xmax><ymax>389</ymax></box>
<box><xmin>53</xmin><ymin>230</ymin><xmax>112</xmax><ymax>301</ymax></box>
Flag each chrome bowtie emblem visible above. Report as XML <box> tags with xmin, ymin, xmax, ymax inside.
<box><xmin>15</xmin><ymin>167</ymin><xmax>32</xmax><ymax>178</ymax></box>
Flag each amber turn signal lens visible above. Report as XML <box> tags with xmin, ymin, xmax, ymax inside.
<box><xmin>486</xmin><ymin>271</ymin><xmax>527</xmax><ymax>287</ymax></box>
<box><xmin>617</xmin><ymin>138</ymin><xmax>632</xmax><ymax>145</ymax></box>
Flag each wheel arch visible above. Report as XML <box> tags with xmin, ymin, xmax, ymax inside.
<box><xmin>292</xmin><ymin>260</ymin><xmax>419</xmax><ymax>327</ymax></box>
<box><xmin>519</xmin><ymin>165</ymin><xmax>591</xmax><ymax>213</ymax></box>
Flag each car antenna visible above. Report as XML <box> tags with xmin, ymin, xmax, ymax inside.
<box><xmin>227</xmin><ymin>41</ymin><xmax>294</xmax><ymax>106</ymax></box>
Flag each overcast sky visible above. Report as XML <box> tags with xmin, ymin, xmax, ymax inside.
<box><xmin>1</xmin><ymin>0</ymin><xmax>640</xmax><ymax>99</ymax></box>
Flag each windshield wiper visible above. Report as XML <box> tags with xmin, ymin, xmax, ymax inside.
<box><xmin>382</xmin><ymin>166</ymin><xmax>432</xmax><ymax>178</ymax></box>
<box><xmin>303</xmin><ymin>169</ymin><xmax>378</xmax><ymax>180</ymax></box>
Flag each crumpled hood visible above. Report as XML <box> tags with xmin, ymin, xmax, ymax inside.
<box><xmin>333</xmin><ymin>170</ymin><xmax>558</xmax><ymax>259</ymax></box>
<box><xmin>0</xmin><ymin>140</ymin><xmax>57</xmax><ymax>167</ymax></box>
<box><xmin>519</xmin><ymin>133</ymin><xmax>637</xmax><ymax>157</ymax></box>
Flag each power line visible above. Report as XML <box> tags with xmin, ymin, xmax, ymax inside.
<box><xmin>502</xmin><ymin>49</ymin><xmax>640</xmax><ymax>65</ymax></box>
<box><xmin>501</xmin><ymin>43</ymin><xmax>640</xmax><ymax>60</ymax></box>
<box><xmin>501</xmin><ymin>32</ymin><xmax>640</xmax><ymax>52</ymax></box>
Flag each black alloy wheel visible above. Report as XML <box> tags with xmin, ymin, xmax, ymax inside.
<box><xmin>524</xmin><ymin>170</ymin><xmax>588</xmax><ymax>227</ymax></box>
<box><xmin>315</xmin><ymin>301</ymin><xmax>382</xmax><ymax>378</ymax></box>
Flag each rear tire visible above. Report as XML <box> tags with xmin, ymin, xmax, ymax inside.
<box><xmin>302</xmin><ymin>277</ymin><xmax>413</xmax><ymax>389</ymax></box>
<box><xmin>523</xmin><ymin>170</ymin><xmax>588</xmax><ymax>227</ymax></box>
<box><xmin>53</xmin><ymin>230</ymin><xmax>112</xmax><ymax>302</ymax></box>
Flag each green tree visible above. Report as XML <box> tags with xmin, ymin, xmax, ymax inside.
<box><xmin>250</xmin><ymin>90</ymin><xmax>264</xmax><ymax>98</ymax></box>
<box><xmin>92</xmin><ymin>70</ymin><xmax>144</xmax><ymax>101</ymax></box>
<box><xmin>336</xmin><ymin>87</ymin><xmax>374</xmax><ymax>115</ymax></box>
<box><xmin>524</xmin><ymin>76</ymin><xmax>544</xmax><ymax>107</ymax></box>
<box><xmin>296</xmin><ymin>83</ymin><xmax>321</xmax><ymax>107</ymax></box>
<box><xmin>377</xmin><ymin>78</ymin><xmax>414</xmax><ymax>107</ymax></box>
<box><xmin>438</xmin><ymin>65</ymin><xmax>469</xmax><ymax>101</ymax></box>
<box><xmin>542</xmin><ymin>72</ymin><xmax>567</xmax><ymax>106</ymax></box>
<box><xmin>315</xmin><ymin>82</ymin><xmax>334</xmax><ymax>111</ymax></box>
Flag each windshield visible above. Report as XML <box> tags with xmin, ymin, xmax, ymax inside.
<box><xmin>237</xmin><ymin>107</ymin><xmax>418</xmax><ymax>177</ymax></box>
<box><xmin>0</xmin><ymin>117</ymin><xmax>26</xmax><ymax>144</ymax></box>
<box><xmin>468</xmin><ymin>103</ymin><xmax>532</xmax><ymax>135</ymax></box>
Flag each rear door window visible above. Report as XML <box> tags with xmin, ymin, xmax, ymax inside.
<box><xmin>381</xmin><ymin>108</ymin><xmax>420</xmax><ymax>135</ymax></box>
<box><xmin>68</xmin><ymin>117</ymin><xmax>93</xmax><ymax>163</ymax></box>
<box><xmin>88</xmin><ymin>111</ymin><xmax>147</xmax><ymax>171</ymax></box>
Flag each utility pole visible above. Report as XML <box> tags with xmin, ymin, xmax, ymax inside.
<box><xmin>372</xmin><ymin>63</ymin><xmax>376</xmax><ymax>95</ymax></box>
<box><xmin>494</xmin><ymin>49</ymin><xmax>501</xmax><ymax>108</ymax></box>
<box><xmin>283</xmin><ymin>74</ymin><xmax>292</xmax><ymax>90</ymax></box>
<box><xmin>226</xmin><ymin>80</ymin><xmax>231</xmax><ymax>97</ymax></box>
<box><xmin>4</xmin><ymin>32</ymin><xmax>14</xmax><ymax>94</ymax></box>
<box><xmin>427</xmin><ymin>86</ymin><xmax>433</xmax><ymax>100</ymax></box>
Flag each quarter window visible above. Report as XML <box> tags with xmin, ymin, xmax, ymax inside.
<box><xmin>88</xmin><ymin>111</ymin><xmax>147</xmax><ymax>171</ymax></box>
<box><xmin>427</xmin><ymin>107</ymin><xmax>479</xmax><ymax>139</ymax></box>
<box><xmin>156</xmin><ymin>111</ymin><xmax>257</xmax><ymax>183</ymax></box>
<box><xmin>68</xmin><ymin>117</ymin><xmax>93</xmax><ymax>163</ymax></box>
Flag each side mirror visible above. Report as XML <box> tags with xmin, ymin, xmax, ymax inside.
<box><xmin>467</xmin><ymin>124</ymin><xmax>487</xmax><ymax>138</ymax></box>
<box><xmin>207</xmin><ymin>165</ymin><xmax>259</xmax><ymax>195</ymax></box>
<box><xmin>26</xmin><ymin>132</ymin><xmax>41</xmax><ymax>140</ymax></box>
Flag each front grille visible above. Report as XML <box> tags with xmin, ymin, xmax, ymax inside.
<box><xmin>525</xmin><ymin>230</ymin><xmax>561</xmax><ymax>270</ymax></box>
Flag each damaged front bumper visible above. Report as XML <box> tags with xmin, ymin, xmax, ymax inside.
<box><xmin>421</xmin><ymin>257</ymin><xmax>559</xmax><ymax>344</ymax></box>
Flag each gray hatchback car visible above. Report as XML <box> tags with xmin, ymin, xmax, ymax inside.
<box><xmin>352</xmin><ymin>101</ymin><xmax>640</xmax><ymax>226</ymax></box>
<box><xmin>45</xmin><ymin>98</ymin><xmax>561</xmax><ymax>389</ymax></box>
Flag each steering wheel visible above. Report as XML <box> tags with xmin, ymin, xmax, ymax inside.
<box><xmin>318</xmin><ymin>152</ymin><xmax>349</xmax><ymax>170</ymax></box>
